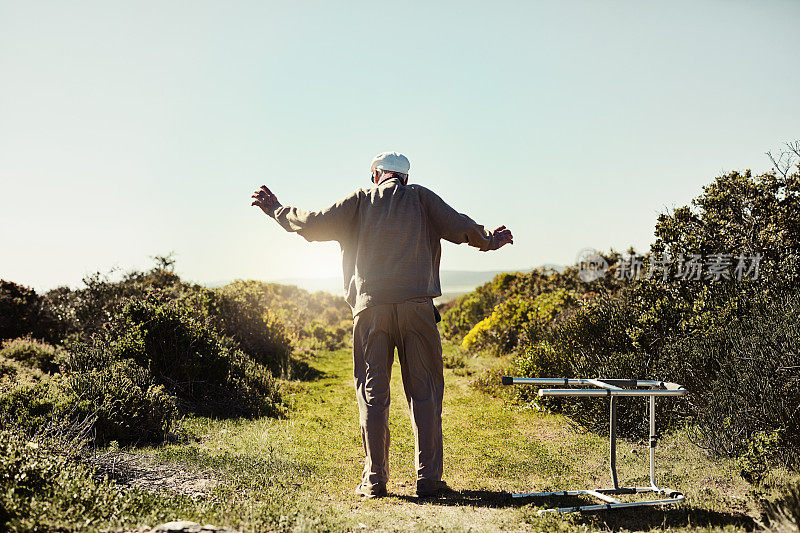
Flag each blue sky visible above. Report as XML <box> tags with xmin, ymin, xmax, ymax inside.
<box><xmin>1</xmin><ymin>1</ymin><xmax>799</xmax><ymax>291</ymax></box>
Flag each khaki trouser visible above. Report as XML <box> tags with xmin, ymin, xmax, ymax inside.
<box><xmin>352</xmin><ymin>297</ymin><xmax>444</xmax><ymax>490</ymax></box>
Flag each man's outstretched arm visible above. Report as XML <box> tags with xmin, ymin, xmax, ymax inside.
<box><xmin>418</xmin><ymin>187</ymin><xmax>513</xmax><ymax>251</ymax></box>
<box><xmin>251</xmin><ymin>185</ymin><xmax>360</xmax><ymax>242</ymax></box>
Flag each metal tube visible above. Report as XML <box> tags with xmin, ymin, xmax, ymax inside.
<box><xmin>511</xmin><ymin>486</ymin><xmax>682</xmax><ymax>498</ymax></box>
<box><xmin>649</xmin><ymin>395</ymin><xmax>656</xmax><ymax>488</ymax></box>
<box><xmin>587</xmin><ymin>378</ymin><xmax>623</xmax><ymax>390</ymax></box>
<box><xmin>501</xmin><ymin>377</ymin><xmax>685</xmax><ymax>391</ymax></box>
<box><xmin>586</xmin><ymin>490</ymin><xmax>620</xmax><ymax>504</ymax></box>
<box><xmin>538</xmin><ymin>388</ymin><xmax>686</xmax><ymax>397</ymax></box>
<box><xmin>610</xmin><ymin>396</ymin><xmax>619</xmax><ymax>489</ymax></box>
<box><xmin>536</xmin><ymin>494</ymin><xmax>685</xmax><ymax>515</ymax></box>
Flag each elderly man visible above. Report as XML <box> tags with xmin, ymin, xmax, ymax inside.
<box><xmin>251</xmin><ymin>152</ymin><xmax>513</xmax><ymax>499</ymax></box>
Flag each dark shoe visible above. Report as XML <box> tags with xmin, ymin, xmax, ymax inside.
<box><xmin>416</xmin><ymin>479</ymin><xmax>455</xmax><ymax>498</ymax></box>
<box><xmin>355</xmin><ymin>482</ymin><xmax>387</xmax><ymax>499</ymax></box>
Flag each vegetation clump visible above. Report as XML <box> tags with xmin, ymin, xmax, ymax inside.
<box><xmin>447</xmin><ymin>154</ymin><xmax>800</xmax><ymax>474</ymax></box>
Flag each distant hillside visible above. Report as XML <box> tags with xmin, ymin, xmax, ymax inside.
<box><xmin>259</xmin><ymin>266</ymin><xmax>566</xmax><ymax>303</ymax></box>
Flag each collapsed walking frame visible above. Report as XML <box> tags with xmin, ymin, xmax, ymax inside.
<box><xmin>500</xmin><ymin>377</ymin><xmax>687</xmax><ymax>514</ymax></box>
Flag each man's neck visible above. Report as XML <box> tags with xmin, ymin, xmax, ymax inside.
<box><xmin>377</xmin><ymin>174</ymin><xmax>405</xmax><ymax>186</ymax></box>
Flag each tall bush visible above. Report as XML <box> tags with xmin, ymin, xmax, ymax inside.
<box><xmin>0</xmin><ymin>281</ymin><xmax>60</xmax><ymax>343</ymax></box>
<box><xmin>73</xmin><ymin>297</ymin><xmax>283</xmax><ymax>418</ymax></box>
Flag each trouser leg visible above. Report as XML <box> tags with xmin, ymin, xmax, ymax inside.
<box><xmin>352</xmin><ymin>305</ymin><xmax>395</xmax><ymax>489</ymax></box>
<box><xmin>396</xmin><ymin>298</ymin><xmax>444</xmax><ymax>482</ymax></box>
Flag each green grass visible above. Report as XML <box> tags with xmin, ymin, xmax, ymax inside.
<box><xmin>126</xmin><ymin>343</ymin><xmax>795</xmax><ymax>532</ymax></box>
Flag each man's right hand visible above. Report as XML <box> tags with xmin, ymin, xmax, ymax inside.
<box><xmin>492</xmin><ymin>226</ymin><xmax>514</xmax><ymax>248</ymax></box>
<box><xmin>251</xmin><ymin>185</ymin><xmax>281</xmax><ymax>216</ymax></box>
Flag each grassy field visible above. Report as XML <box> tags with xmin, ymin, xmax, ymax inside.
<box><xmin>129</xmin><ymin>343</ymin><xmax>792</xmax><ymax>532</ymax></box>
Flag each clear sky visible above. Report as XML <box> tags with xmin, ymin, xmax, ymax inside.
<box><xmin>1</xmin><ymin>0</ymin><xmax>799</xmax><ymax>292</ymax></box>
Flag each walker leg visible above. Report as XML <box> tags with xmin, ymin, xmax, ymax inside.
<box><xmin>649</xmin><ymin>395</ymin><xmax>656</xmax><ymax>488</ymax></box>
<box><xmin>610</xmin><ymin>396</ymin><xmax>619</xmax><ymax>490</ymax></box>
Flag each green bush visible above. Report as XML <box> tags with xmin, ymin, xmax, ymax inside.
<box><xmin>46</xmin><ymin>258</ymin><xmax>201</xmax><ymax>342</ymax></box>
<box><xmin>441</xmin><ymin>267</ymin><xmax>623</xmax><ymax>343</ymax></box>
<box><xmin>736</xmin><ymin>430</ymin><xmax>783</xmax><ymax>485</ymax></box>
<box><xmin>44</xmin><ymin>259</ymin><xmax>338</xmax><ymax>380</ymax></box>
<box><xmin>0</xmin><ymin>356</ymin><xmax>47</xmax><ymax>386</ymax></box>
<box><xmin>441</xmin><ymin>288</ymin><xmax>501</xmax><ymax>341</ymax></box>
<box><xmin>504</xmin><ymin>278</ymin><xmax>800</xmax><ymax>467</ymax></box>
<box><xmin>209</xmin><ymin>282</ymin><xmax>294</xmax><ymax>376</ymax></box>
<box><xmin>505</xmin><ymin>286</ymin><xmax>688</xmax><ymax>436</ymax></box>
<box><xmin>0</xmin><ymin>380</ymin><xmax>62</xmax><ymax>435</ymax></box>
<box><xmin>652</xmin><ymin>167</ymin><xmax>800</xmax><ymax>294</ymax></box>
<box><xmin>74</xmin><ymin>297</ymin><xmax>283</xmax><ymax>419</ymax></box>
<box><xmin>64</xmin><ymin>359</ymin><xmax>177</xmax><ymax>445</ymax></box>
<box><xmin>0</xmin><ymin>338</ymin><xmax>64</xmax><ymax>374</ymax></box>
<box><xmin>462</xmin><ymin>289</ymin><xmax>580</xmax><ymax>356</ymax></box>
<box><xmin>214</xmin><ymin>280</ymin><xmax>350</xmax><ymax>353</ymax></box>
<box><xmin>662</xmin><ymin>290</ymin><xmax>800</xmax><ymax>468</ymax></box>
<box><xmin>0</xmin><ymin>357</ymin><xmax>175</xmax><ymax>447</ymax></box>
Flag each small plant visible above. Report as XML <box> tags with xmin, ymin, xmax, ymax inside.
<box><xmin>442</xmin><ymin>348</ymin><xmax>466</xmax><ymax>370</ymax></box>
<box><xmin>0</xmin><ymin>429</ymin><xmax>175</xmax><ymax>531</ymax></box>
<box><xmin>762</xmin><ymin>482</ymin><xmax>800</xmax><ymax>533</ymax></box>
<box><xmin>0</xmin><ymin>338</ymin><xmax>65</xmax><ymax>373</ymax></box>
<box><xmin>64</xmin><ymin>359</ymin><xmax>177</xmax><ymax>445</ymax></box>
<box><xmin>737</xmin><ymin>430</ymin><xmax>783</xmax><ymax>485</ymax></box>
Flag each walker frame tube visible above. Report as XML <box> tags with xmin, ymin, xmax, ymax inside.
<box><xmin>501</xmin><ymin>377</ymin><xmax>687</xmax><ymax>514</ymax></box>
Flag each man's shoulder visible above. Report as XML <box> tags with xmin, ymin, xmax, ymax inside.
<box><xmin>337</xmin><ymin>187</ymin><xmax>368</xmax><ymax>202</ymax></box>
<box><xmin>407</xmin><ymin>183</ymin><xmax>446</xmax><ymax>204</ymax></box>
<box><xmin>407</xmin><ymin>183</ymin><xmax>436</xmax><ymax>196</ymax></box>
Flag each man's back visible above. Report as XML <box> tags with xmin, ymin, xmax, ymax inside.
<box><xmin>269</xmin><ymin>176</ymin><xmax>500</xmax><ymax>315</ymax></box>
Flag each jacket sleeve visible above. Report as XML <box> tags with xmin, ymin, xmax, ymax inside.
<box><xmin>418</xmin><ymin>186</ymin><xmax>498</xmax><ymax>252</ymax></box>
<box><xmin>268</xmin><ymin>190</ymin><xmax>361</xmax><ymax>243</ymax></box>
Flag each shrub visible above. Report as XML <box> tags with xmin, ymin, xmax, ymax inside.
<box><xmin>663</xmin><ymin>290</ymin><xmax>800</xmax><ymax>467</ymax></box>
<box><xmin>441</xmin><ymin>289</ymin><xmax>500</xmax><ymax>341</ymax></box>
<box><xmin>0</xmin><ymin>281</ymin><xmax>60</xmax><ymax>343</ymax></box>
<box><xmin>0</xmin><ymin>338</ymin><xmax>64</xmax><ymax>374</ymax></box>
<box><xmin>442</xmin><ymin>348</ymin><xmax>466</xmax><ymax>370</ymax></box>
<box><xmin>507</xmin><ymin>287</ymin><xmax>687</xmax><ymax>436</ymax></box>
<box><xmin>0</xmin><ymin>356</ymin><xmax>175</xmax><ymax>447</ymax></box>
<box><xmin>74</xmin><ymin>297</ymin><xmax>283</xmax><ymax>419</ymax></box>
<box><xmin>46</xmin><ymin>258</ymin><xmax>200</xmax><ymax>341</ymax></box>
<box><xmin>0</xmin><ymin>380</ymin><xmax>62</xmax><ymax>435</ymax></box>
<box><xmin>506</xmin><ymin>282</ymin><xmax>800</xmax><ymax>466</ymax></box>
<box><xmin>63</xmin><ymin>359</ymin><xmax>177</xmax><ymax>445</ymax></box>
<box><xmin>208</xmin><ymin>282</ymin><xmax>293</xmax><ymax>376</ymax></box>
<box><xmin>441</xmin><ymin>266</ymin><xmax>626</xmax><ymax>344</ymax></box>
<box><xmin>652</xmin><ymin>167</ymin><xmax>800</xmax><ymax>294</ymax></box>
<box><xmin>512</xmin><ymin>341</ymin><xmax>570</xmax><ymax>384</ymax></box>
<box><xmin>469</xmin><ymin>367</ymin><xmax>511</xmax><ymax>398</ymax></box>
<box><xmin>0</xmin><ymin>356</ymin><xmax>47</xmax><ymax>386</ymax></box>
<box><xmin>736</xmin><ymin>429</ymin><xmax>783</xmax><ymax>485</ymax></box>
<box><xmin>461</xmin><ymin>289</ymin><xmax>580</xmax><ymax>356</ymax></box>
<box><xmin>214</xmin><ymin>280</ymin><xmax>350</xmax><ymax>353</ymax></box>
